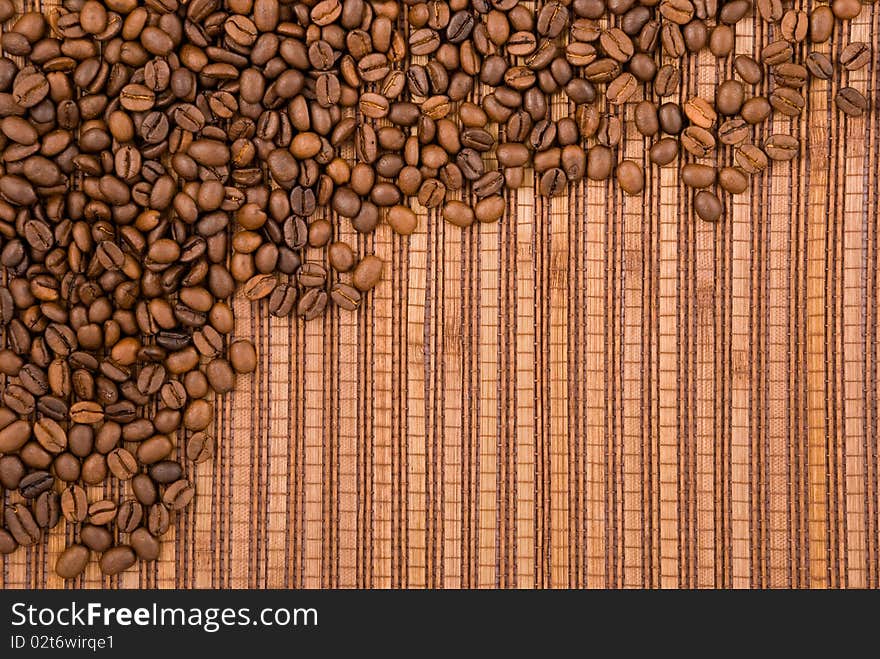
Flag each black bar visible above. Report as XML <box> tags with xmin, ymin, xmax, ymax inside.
<box><xmin>0</xmin><ymin>589</ymin><xmax>874</xmax><ymax>654</ymax></box>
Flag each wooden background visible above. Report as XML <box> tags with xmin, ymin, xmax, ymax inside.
<box><xmin>2</xmin><ymin>1</ymin><xmax>880</xmax><ymax>588</ymax></box>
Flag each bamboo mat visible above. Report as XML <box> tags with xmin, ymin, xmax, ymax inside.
<box><xmin>2</xmin><ymin>1</ymin><xmax>880</xmax><ymax>589</ymax></box>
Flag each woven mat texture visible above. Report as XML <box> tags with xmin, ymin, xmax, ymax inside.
<box><xmin>2</xmin><ymin>0</ymin><xmax>880</xmax><ymax>588</ymax></box>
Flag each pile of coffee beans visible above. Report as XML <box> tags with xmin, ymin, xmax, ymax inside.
<box><xmin>0</xmin><ymin>0</ymin><xmax>874</xmax><ymax>578</ymax></box>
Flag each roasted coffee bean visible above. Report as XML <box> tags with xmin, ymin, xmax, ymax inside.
<box><xmin>734</xmin><ymin>56</ymin><xmax>763</xmax><ymax>85</ymax></box>
<box><xmin>650</xmin><ymin>138</ymin><xmax>679</xmax><ymax>166</ymax></box>
<box><xmin>5</xmin><ymin>504</ymin><xmax>40</xmax><ymax>546</ymax></box>
<box><xmin>55</xmin><ymin>544</ymin><xmax>90</xmax><ymax>579</ymax></box>
<box><xmin>719</xmin><ymin>167</ymin><xmax>749</xmax><ymax>194</ymax></box>
<box><xmin>131</xmin><ymin>528</ymin><xmax>161</xmax><ymax>561</ymax></box>
<box><xmin>61</xmin><ymin>485</ymin><xmax>88</xmax><ymax>523</ymax></box>
<box><xmin>34</xmin><ymin>490</ymin><xmax>61</xmax><ymax>529</ymax></box>
<box><xmin>681</xmin><ymin>126</ymin><xmax>716</xmax><ymax>157</ymax></box>
<box><xmin>764</xmin><ymin>134</ymin><xmax>800</xmax><ymax>161</ymax></box>
<box><xmin>616</xmin><ymin>161</ymin><xmax>645</xmax><ymax>195</ymax></box>
<box><xmin>806</xmin><ymin>52</ymin><xmax>834</xmax><ymax>80</ymax></box>
<box><xmin>835</xmin><ymin>87</ymin><xmax>868</xmax><ymax>117</ymax></box>
<box><xmin>19</xmin><ymin>470</ymin><xmax>54</xmax><ymax>499</ymax></box>
<box><xmin>741</xmin><ymin>97</ymin><xmax>772</xmax><ymax>125</ymax></box>
<box><xmin>810</xmin><ymin>6</ymin><xmax>834</xmax><ymax>43</ymax></box>
<box><xmin>682</xmin><ymin>164</ymin><xmax>717</xmax><ymax>188</ymax></box>
<box><xmin>736</xmin><ymin>144</ymin><xmax>769</xmax><ymax>174</ymax></box>
<box><xmin>770</xmin><ymin>88</ymin><xmax>805</xmax><ymax>116</ymax></box>
<box><xmin>694</xmin><ymin>191</ymin><xmax>722</xmax><ymax>222</ymax></box>
<box><xmin>443</xmin><ymin>200</ymin><xmax>475</xmax><ymax>228</ymax></box>
<box><xmin>100</xmin><ymin>545</ymin><xmax>137</xmax><ymax>576</ymax></box>
<box><xmin>715</xmin><ymin>80</ymin><xmax>744</xmax><ymax>115</ymax></box>
<box><xmin>0</xmin><ymin>455</ymin><xmax>25</xmax><ymax>489</ymax></box>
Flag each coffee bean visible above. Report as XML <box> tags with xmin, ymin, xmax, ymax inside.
<box><xmin>100</xmin><ymin>545</ymin><xmax>137</xmax><ymax>576</ymax></box>
<box><xmin>34</xmin><ymin>417</ymin><xmax>67</xmax><ymax>454</ymax></box>
<box><xmin>650</xmin><ymin>138</ymin><xmax>679</xmax><ymax>166</ymax></box>
<box><xmin>108</xmin><ymin>448</ymin><xmax>138</xmax><ymax>480</ymax></box>
<box><xmin>835</xmin><ymin>87</ymin><xmax>868</xmax><ymax>117</ymax></box>
<box><xmin>810</xmin><ymin>6</ymin><xmax>834</xmax><ymax>43</ymax></box>
<box><xmin>0</xmin><ymin>529</ymin><xmax>17</xmax><ymax>555</ymax></box>
<box><xmin>694</xmin><ymin>190</ymin><xmax>722</xmax><ymax>222</ymax></box>
<box><xmin>719</xmin><ymin>167</ymin><xmax>749</xmax><ymax>194</ymax></box>
<box><xmin>61</xmin><ymin>485</ymin><xmax>88</xmax><ymax>523</ymax></box>
<box><xmin>718</xmin><ymin>118</ymin><xmax>750</xmax><ymax>146</ymax></box>
<box><xmin>681</xmin><ymin>164</ymin><xmax>717</xmax><ymax>189</ymax></box>
<box><xmin>131</xmin><ymin>528</ymin><xmax>161</xmax><ymax>561</ymax></box>
<box><xmin>715</xmin><ymin>80</ymin><xmax>744</xmax><ymax>115</ymax></box>
<box><xmin>654</xmin><ymin>65</ymin><xmax>680</xmax><ymax>97</ymax></box>
<box><xmin>297</xmin><ymin>288</ymin><xmax>328</xmax><ymax>321</ymax></box>
<box><xmin>228</xmin><ymin>340</ymin><xmax>257</xmax><ymax>374</ymax></box>
<box><xmin>163</xmin><ymin>479</ymin><xmax>195</xmax><ymax>511</ymax></box>
<box><xmin>443</xmin><ymin>200</ymin><xmax>476</xmax><ymax>228</ymax></box>
<box><xmin>81</xmin><ymin>524</ymin><xmax>113</xmax><ymax>553</ymax></box>
<box><xmin>764</xmin><ymin>134</ymin><xmax>800</xmax><ymax>161</ymax></box>
<box><xmin>0</xmin><ymin>455</ymin><xmax>25</xmax><ymax>489</ymax></box>
<box><xmin>5</xmin><ymin>504</ymin><xmax>40</xmax><ymax>546</ymax></box>
<box><xmin>769</xmin><ymin>88</ymin><xmax>805</xmax><ymax>116</ymax></box>
<box><xmin>741</xmin><ymin>97</ymin><xmax>772</xmax><ymax>124</ymax></box>
<box><xmin>805</xmin><ymin>52</ymin><xmax>834</xmax><ymax>80</ymax></box>
<box><xmin>635</xmin><ymin>101</ymin><xmax>660</xmax><ymax>137</ymax></box>
<box><xmin>735</xmin><ymin>144</ymin><xmax>769</xmax><ymax>174</ymax></box>
<box><xmin>684</xmin><ymin>97</ymin><xmax>716</xmax><ymax>128</ymax></box>
<box><xmin>780</xmin><ymin>10</ymin><xmax>808</xmax><ymax>42</ymax></box>
<box><xmin>387</xmin><ymin>205</ymin><xmax>419</xmax><ymax>235</ymax></box>
<box><xmin>19</xmin><ymin>471</ymin><xmax>54</xmax><ymax>499</ymax></box>
<box><xmin>756</xmin><ymin>0</ymin><xmax>783</xmax><ymax>22</ymax></box>
<box><xmin>616</xmin><ymin>161</ymin><xmax>645</xmax><ymax>195</ymax></box>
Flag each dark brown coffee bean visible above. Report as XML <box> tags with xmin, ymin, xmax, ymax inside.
<box><xmin>718</xmin><ymin>118</ymin><xmax>750</xmax><ymax>146</ymax></box>
<box><xmin>131</xmin><ymin>528</ymin><xmax>161</xmax><ymax>561</ymax></box>
<box><xmin>735</xmin><ymin>144</ymin><xmax>769</xmax><ymax>174</ymax></box>
<box><xmin>616</xmin><ymin>160</ymin><xmax>644</xmax><ymax>195</ymax></box>
<box><xmin>116</xmin><ymin>499</ymin><xmax>143</xmax><ymax>533</ymax></box>
<box><xmin>719</xmin><ymin>167</ymin><xmax>749</xmax><ymax>194</ymax></box>
<box><xmin>764</xmin><ymin>134</ymin><xmax>800</xmax><ymax>161</ymax></box>
<box><xmin>741</xmin><ymin>97</ymin><xmax>772</xmax><ymax>124</ymax></box>
<box><xmin>694</xmin><ymin>191</ymin><xmax>722</xmax><ymax>222</ymax></box>
<box><xmin>769</xmin><ymin>87</ymin><xmax>805</xmax><ymax>116</ymax></box>
<box><xmin>773</xmin><ymin>63</ymin><xmax>808</xmax><ymax>89</ymax></box>
<box><xmin>840</xmin><ymin>43</ymin><xmax>870</xmax><ymax>71</ymax></box>
<box><xmin>55</xmin><ymin>544</ymin><xmax>90</xmax><ymax>579</ymax></box>
<box><xmin>681</xmin><ymin>126</ymin><xmax>716</xmax><ymax>158</ymax></box>
<box><xmin>805</xmin><ymin>52</ymin><xmax>834</xmax><ymax>80</ymax></box>
<box><xmin>34</xmin><ymin>490</ymin><xmax>60</xmax><ymax>529</ymax></box>
<box><xmin>5</xmin><ymin>504</ymin><xmax>40</xmax><ymax>546</ymax></box>
<box><xmin>734</xmin><ymin>56</ymin><xmax>763</xmax><ymax>85</ymax></box>
<box><xmin>835</xmin><ymin>87</ymin><xmax>868</xmax><ymax>117</ymax></box>
<box><xmin>810</xmin><ymin>6</ymin><xmax>834</xmax><ymax>43</ymax></box>
<box><xmin>649</xmin><ymin>138</ymin><xmax>679</xmax><ymax>166</ymax></box>
<box><xmin>19</xmin><ymin>470</ymin><xmax>54</xmax><ymax>499</ymax></box>
<box><xmin>684</xmin><ymin>97</ymin><xmax>716</xmax><ymax>128</ymax></box>
<box><xmin>761</xmin><ymin>40</ymin><xmax>793</xmax><ymax>65</ymax></box>
<box><xmin>654</xmin><ymin>65</ymin><xmax>680</xmax><ymax>97</ymax></box>
<box><xmin>78</xmin><ymin>512</ymin><xmax>110</xmax><ymax>547</ymax></box>
<box><xmin>682</xmin><ymin>164</ymin><xmax>717</xmax><ymax>189</ymax></box>
<box><xmin>780</xmin><ymin>9</ymin><xmax>808</xmax><ymax>42</ymax></box>
<box><xmin>34</xmin><ymin>416</ymin><xmax>67</xmax><ymax>453</ymax></box>
<box><xmin>330</xmin><ymin>282</ymin><xmax>362</xmax><ymax>311</ymax></box>
<box><xmin>100</xmin><ymin>545</ymin><xmax>136</xmax><ymax>576</ymax></box>
<box><xmin>163</xmin><ymin>479</ymin><xmax>195</xmax><ymax>511</ymax></box>
<box><xmin>443</xmin><ymin>200</ymin><xmax>475</xmax><ymax>228</ymax></box>
<box><xmin>756</xmin><ymin>0</ymin><xmax>783</xmax><ymax>22</ymax></box>
<box><xmin>0</xmin><ymin>455</ymin><xmax>25</xmax><ymax>489</ymax></box>
<box><xmin>107</xmin><ymin>447</ymin><xmax>138</xmax><ymax>480</ymax></box>
<box><xmin>715</xmin><ymin>80</ymin><xmax>744</xmax><ymax>115</ymax></box>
